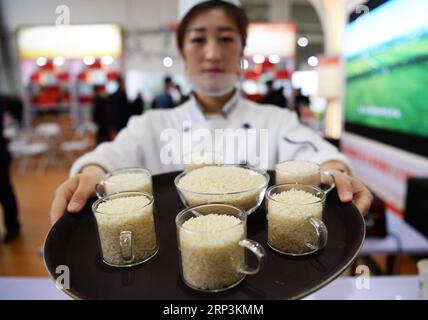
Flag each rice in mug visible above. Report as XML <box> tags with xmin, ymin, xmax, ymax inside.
<box><xmin>177</xmin><ymin>166</ymin><xmax>267</xmax><ymax>210</ymax></box>
<box><xmin>276</xmin><ymin>161</ymin><xmax>321</xmax><ymax>186</ymax></box>
<box><xmin>179</xmin><ymin>214</ymin><xmax>245</xmax><ymax>290</ymax></box>
<box><xmin>104</xmin><ymin>173</ymin><xmax>153</xmax><ymax>195</ymax></box>
<box><xmin>94</xmin><ymin>195</ymin><xmax>157</xmax><ymax>265</ymax></box>
<box><xmin>268</xmin><ymin>189</ymin><xmax>323</xmax><ymax>253</ymax></box>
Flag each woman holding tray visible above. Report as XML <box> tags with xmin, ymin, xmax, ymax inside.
<box><xmin>50</xmin><ymin>0</ymin><xmax>373</xmax><ymax>224</ymax></box>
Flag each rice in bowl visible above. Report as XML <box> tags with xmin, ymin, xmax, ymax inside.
<box><xmin>175</xmin><ymin>165</ymin><xmax>269</xmax><ymax>213</ymax></box>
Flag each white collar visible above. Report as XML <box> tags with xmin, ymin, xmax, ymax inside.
<box><xmin>189</xmin><ymin>90</ymin><xmax>240</xmax><ymax>120</ymax></box>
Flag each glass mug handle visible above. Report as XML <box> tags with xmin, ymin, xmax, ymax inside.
<box><xmin>305</xmin><ymin>217</ymin><xmax>328</xmax><ymax>251</ymax></box>
<box><xmin>95</xmin><ymin>182</ymin><xmax>106</xmax><ymax>199</ymax></box>
<box><xmin>238</xmin><ymin>239</ymin><xmax>266</xmax><ymax>275</ymax></box>
<box><xmin>320</xmin><ymin>170</ymin><xmax>336</xmax><ymax>194</ymax></box>
<box><xmin>119</xmin><ymin>231</ymin><xmax>134</xmax><ymax>264</ymax></box>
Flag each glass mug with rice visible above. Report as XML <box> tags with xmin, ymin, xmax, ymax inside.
<box><xmin>266</xmin><ymin>184</ymin><xmax>328</xmax><ymax>256</ymax></box>
<box><xmin>275</xmin><ymin>160</ymin><xmax>335</xmax><ymax>193</ymax></box>
<box><xmin>92</xmin><ymin>191</ymin><xmax>158</xmax><ymax>267</ymax></box>
<box><xmin>96</xmin><ymin>167</ymin><xmax>153</xmax><ymax>198</ymax></box>
<box><xmin>176</xmin><ymin>203</ymin><xmax>266</xmax><ymax>292</ymax></box>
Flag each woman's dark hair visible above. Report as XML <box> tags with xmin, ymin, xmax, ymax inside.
<box><xmin>176</xmin><ymin>0</ymin><xmax>249</xmax><ymax>51</ymax></box>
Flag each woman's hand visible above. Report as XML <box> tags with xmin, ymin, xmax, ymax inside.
<box><xmin>328</xmin><ymin>170</ymin><xmax>373</xmax><ymax>215</ymax></box>
<box><xmin>49</xmin><ymin>166</ymin><xmax>106</xmax><ymax>225</ymax></box>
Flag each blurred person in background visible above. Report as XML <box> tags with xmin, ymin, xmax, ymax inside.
<box><xmin>50</xmin><ymin>0</ymin><xmax>373</xmax><ymax>225</ymax></box>
<box><xmin>175</xmin><ymin>84</ymin><xmax>190</xmax><ymax>104</ymax></box>
<box><xmin>106</xmin><ymin>76</ymin><xmax>131</xmax><ymax>137</ymax></box>
<box><xmin>152</xmin><ymin>76</ymin><xmax>177</xmax><ymax>109</ymax></box>
<box><xmin>0</xmin><ymin>95</ymin><xmax>20</xmax><ymax>242</ymax></box>
<box><xmin>293</xmin><ymin>87</ymin><xmax>310</xmax><ymax>119</ymax></box>
<box><xmin>169</xmin><ymin>83</ymin><xmax>182</xmax><ymax>106</ymax></box>
<box><xmin>260</xmin><ymin>79</ymin><xmax>288</xmax><ymax>108</ymax></box>
<box><xmin>4</xmin><ymin>95</ymin><xmax>23</xmax><ymax>129</ymax></box>
<box><xmin>131</xmin><ymin>93</ymin><xmax>145</xmax><ymax>116</ymax></box>
<box><xmin>92</xmin><ymin>85</ymin><xmax>110</xmax><ymax>145</ymax></box>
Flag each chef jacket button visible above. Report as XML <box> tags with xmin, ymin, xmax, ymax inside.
<box><xmin>243</xmin><ymin>123</ymin><xmax>251</xmax><ymax>129</ymax></box>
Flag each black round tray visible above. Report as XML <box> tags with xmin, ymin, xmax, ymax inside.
<box><xmin>44</xmin><ymin>171</ymin><xmax>365</xmax><ymax>300</ymax></box>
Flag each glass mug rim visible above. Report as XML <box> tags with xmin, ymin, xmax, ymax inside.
<box><xmin>92</xmin><ymin>191</ymin><xmax>154</xmax><ymax>215</ymax></box>
<box><xmin>101</xmin><ymin>167</ymin><xmax>152</xmax><ymax>182</ymax></box>
<box><xmin>275</xmin><ymin>160</ymin><xmax>321</xmax><ymax>175</ymax></box>
<box><xmin>174</xmin><ymin>164</ymin><xmax>270</xmax><ymax>196</ymax></box>
<box><xmin>176</xmin><ymin>202</ymin><xmax>246</xmax><ymax>234</ymax></box>
<box><xmin>96</xmin><ymin>167</ymin><xmax>153</xmax><ymax>198</ymax></box>
<box><xmin>266</xmin><ymin>183</ymin><xmax>326</xmax><ymax>206</ymax></box>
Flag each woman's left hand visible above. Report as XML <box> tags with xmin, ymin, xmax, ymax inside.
<box><xmin>328</xmin><ymin>170</ymin><xmax>374</xmax><ymax>216</ymax></box>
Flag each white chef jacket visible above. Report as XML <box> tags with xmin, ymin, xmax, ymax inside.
<box><xmin>70</xmin><ymin>91</ymin><xmax>351</xmax><ymax>176</ymax></box>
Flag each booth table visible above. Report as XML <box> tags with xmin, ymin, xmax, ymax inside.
<box><xmin>0</xmin><ymin>276</ymin><xmax>420</xmax><ymax>300</ymax></box>
<box><xmin>362</xmin><ymin>213</ymin><xmax>428</xmax><ymax>255</ymax></box>
<box><xmin>359</xmin><ymin>213</ymin><xmax>428</xmax><ymax>275</ymax></box>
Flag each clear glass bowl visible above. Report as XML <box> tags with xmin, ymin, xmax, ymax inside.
<box><xmin>174</xmin><ymin>165</ymin><xmax>270</xmax><ymax>215</ymax></box>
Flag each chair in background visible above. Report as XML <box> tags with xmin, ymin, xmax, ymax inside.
<box><xmin>34</xmin><ymin>123</ymin><xmax>62</xmax><ymax>170</ymax></box>
<box><xmin>60</xmin><ymin>122</ymin><xmax>97</xmax><ymax>165</ymax></box>
<box><xmin>8</xmin><ymin>135</ymin><xmax>50</xmax><ymax>175</ymax></box>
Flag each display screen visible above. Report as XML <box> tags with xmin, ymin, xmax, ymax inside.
<box><xmin>345</xmin><ymin>0</ymin><xmax>428</xmax><ymax>156</ymax></box>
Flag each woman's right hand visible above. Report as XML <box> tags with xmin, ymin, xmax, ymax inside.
<box><xmin>49</xmin><ymin>166</ymin><xmax>106</xmax><ymax>225</ymax></box>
